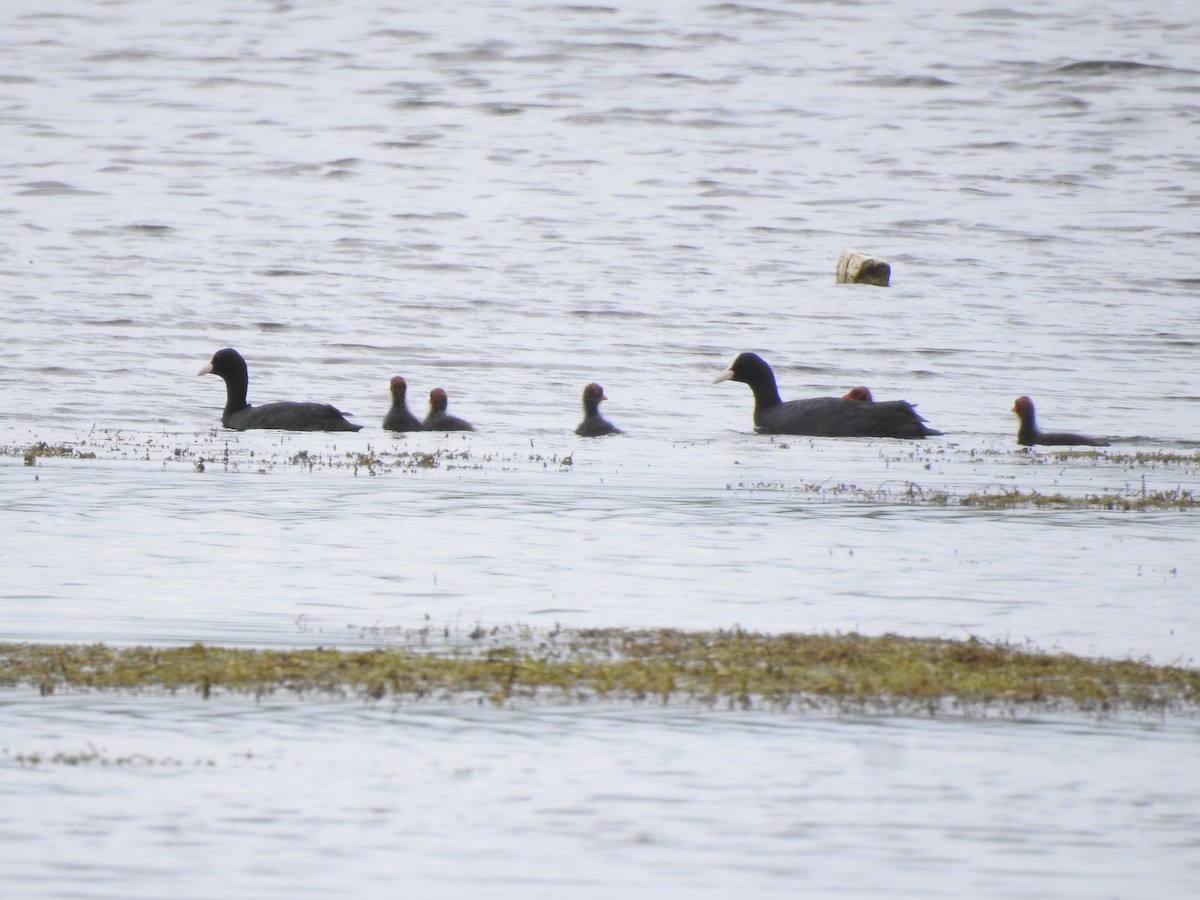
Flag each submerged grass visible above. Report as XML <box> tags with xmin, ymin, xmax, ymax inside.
<box><xmin>2</xmin><ymin>630</ymin><xmax>1196</xmax><ymax>716</ymax></box>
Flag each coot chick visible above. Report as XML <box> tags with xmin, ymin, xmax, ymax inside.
<box><xmin>842</xmin><ymin>386</ymin><xmax>874</xmax><ymax>402</ymax></box>
<box><xmin>714</xmin><ymin>352</ymin><xmax>939</xmax><ymax>439</ymax></box>
<box><xmin>198</xmin><ymin>348</ymin><xmax>362</xmax><ymax>432</ymax></box>
<box><xmin>575</xmin><ymin>383</ymin><xmax>621</xmax><ymax>437</ymax></box>
<box><xmin>423</xmin><ymin>387</ymin><xmax>474</xmax><ymax>432</ymax></box>
<box><xmin>1012</xmin><ymin>395</ymin><xmax>1108</xmax><ymax>447</ymax></box>
<box><xmin>382</xmin><ymin>375</ymin><xmax>424</xmax><ymax>432</ymax></box>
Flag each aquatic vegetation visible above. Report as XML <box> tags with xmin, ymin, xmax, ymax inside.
<box><xmin>1066</xmin><ymin>449</ymin><xmax>1200</xmax><ymax>466</ymax></box>
<box><xmin>3</xmin><ymin>746</ymin><xmax>208</xmax><ymax>768</ymax></box>
<box><xmin>21</xmin><ymin>442</ymin><xmax>96</xmax><ymax>465</ymax></box>
<box><xmin>725</xmin><ymin>479</ymin><xmax>1196</xmax><ymax>511</ymax></box>
<box><xmin>4</xmin><ymin>434</ymin><xmax>1198</xmax><ymax>510</ymax></box>
<box><xmin>956</xmin><ymin>487</ymin><xmax>1197</xmax><ymax>511</ymax></box>
<box><xmin>1</xmin><ymin>630</ymin><xmax>1196</xmax><ymax>717</ymax></box>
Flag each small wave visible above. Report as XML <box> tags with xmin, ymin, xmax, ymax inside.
<box><xmin>18</xmin><ymin>181</ymin><xmax>103</xmax><ymax>197</ymax></box>
<box><xmin>365</xmin><ymin>29</ymin><xmax>431</xmax><ymax>43</ymax></box>
<box><xmin>706</xmin><ymin>3</ymin><xmax>806</xmax><ymax>21</ymax></box>
<box><xmin>85</xmin><ymin>49</ymin><xmax>162</xmax><ymax>63</ymax></box>
<box><xmin>1055</xmin><ymin>60</ymin><xmax>1197</xmax><ymax>77</ymax></box>
<box><xmin>959</xmin><ymin>7</ymin><xmax>1038</xmax><ymax>20</ymax></box>
<box><xmin>118</xmin><ymin>224</ymin><xmax>174</xmax><ymax>235</ymax></box>
<box><xmin>570</xmin><ymin>308</ymin><xmax>657</xmax><ymax>320</ymax></box>
<box><xmin>853</xmin><ymin>75</ymin><xmax>957</xmax><ymax>89</ymax></box>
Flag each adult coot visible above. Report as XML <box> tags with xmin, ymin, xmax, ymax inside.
<box><xmin>842</xmin><ymin>386</ymin><xmax>874</xmax><ymax>402</ymax></box>
<box><xmin>382</xmin><ymin>375</ymin><xmax>424</xmax><ymax>432</ymax></box>
<box><xmin>714</xmin><ymin>352</ymin><xmax>939</xmax><ymax>438</ymax></box>
<box><xmin>423</xmin><ymin>387</ymin><xmax>474</xmax><ymax>432</ymax></box>
<box><xmin>1012</xmin><ymin>396</ymin><xmax>1108</xmax><ymax>447</ymax></box>
<box><xmin>198</xmin><ymin>348</ymin><xmax>362</xmax><ymax>432</ymax></box>
<box><xmin>575</xmin><ymin>383</ymin><xmax>621</xmax><ymax>437</ymax></box>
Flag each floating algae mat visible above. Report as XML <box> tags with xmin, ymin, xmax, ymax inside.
<box><xmin>3</xmin><ymin>630</ymin><xmax>1197</xmax><ymax>716</ymax></box>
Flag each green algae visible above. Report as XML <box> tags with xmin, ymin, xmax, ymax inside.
<box><xmin>2</xmin><ymin>630</ymin><xmax>1196</xmax><ymax>716</ymax></box>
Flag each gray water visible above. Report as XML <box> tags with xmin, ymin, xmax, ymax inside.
<box><xmin>2</xmin><ymin>0</ymin><xmax>1199</xmax><ymax>896</ymax></box>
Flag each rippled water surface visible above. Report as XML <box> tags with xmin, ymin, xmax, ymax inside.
<box><xmin>3</xmin><ymin>0</ymin><xmax>1199</xmax><ymax>896</ymax></box>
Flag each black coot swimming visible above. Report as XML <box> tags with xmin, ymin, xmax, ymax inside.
<box><xmin>575</xmin><ymin>383</ymin><xmax>621</xmax><ymax>437</ymax></box>
<box><xmin>382</xmin><ymin>375</ymin><xmax>424</xmax><ymax>432</ymax></box>
<box><xmin>198</xmin><ymin>348</ymin><xmax>362</xmax><ymax>432</ymax></box>
<box><xmin>714</xmin><ymin>352</ymin><xmax>939</xmax><ymax>439</ymax></box>
<box><xmin>423</xmin><ymin>387</ymin><xmax>474</xmax><ymax>432</ymax></box>
<box><xmin>1012</xmin><ymin>395</ymin><xmax>1109</xmax><ymax>447</ymax></box>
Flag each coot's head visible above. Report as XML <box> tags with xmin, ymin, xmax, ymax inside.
<box><xmin>1012</xmin><ymin>395</ymin><xmax>1034</xmax><ymax>418</ymax></box>
<box><xmin>198</xmin><ymin>348</ymin><xmax>247</xmax><ymax>379</ymax></box>
<box><xmin>429</xmin><ymin>387</ymin><xmax>449</xmax><ymax>412</ymax></box>
<box><xmin>712</xmin><ymin>352</ymin><xmax>770</xmax><ymax>385</ymax></box>
<box><xmin>390</xmin><ymin>375</ymin><xmax>409</xmax><ymax>400</ymax></box>
<box><xmin>843</xmin><ymin>386</ymin><xmax>873</xmax><ymax>402</ymax></box>
<box><xmin>583</xmin><ymin>383</ymin><xmax>607</xmax><ymax>403</ymax></box>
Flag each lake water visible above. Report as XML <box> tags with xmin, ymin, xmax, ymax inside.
<box><xmin>2</xmin><ymin>0</ymin><xmax>1199</xmax><ymax>896</ymax></box>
